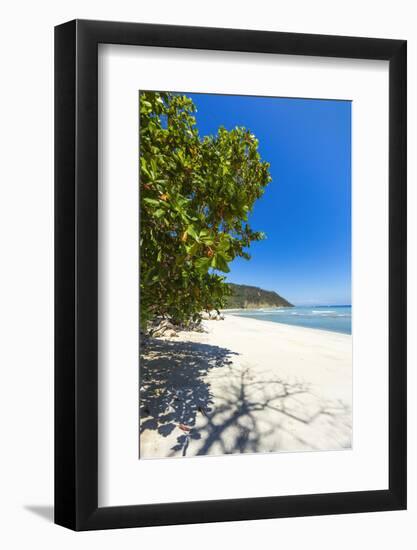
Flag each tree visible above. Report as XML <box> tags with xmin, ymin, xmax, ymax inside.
<box><xmin>140</xmin><ymin>91</ymin><xmax>271</xmax><ymax>327</ymax></box>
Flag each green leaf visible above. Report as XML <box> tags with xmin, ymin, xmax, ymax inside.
<box><xmin>186</xmin><ymin>225</ymin><xmax>199</xmax><ymax>240</ymax></box>
<box><xmin>195</xmin><ymin>257</ymin><xmax>211</xmax><ymax>273</ymax></box>
<box><xmin>143</xmin><ymin>198</ymin><xmax>160</xmax><ymax>206</ymax></box>
<box><xmin>213</xmin><ymin>255</ymin><xmax>230</xmax><ymax>273</ymax></box>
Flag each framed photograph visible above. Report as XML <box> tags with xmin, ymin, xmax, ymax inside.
<box><xmin>55</xmin><ymin>20</ymin><xmax>406</xmax><ymax>530</ymax></box>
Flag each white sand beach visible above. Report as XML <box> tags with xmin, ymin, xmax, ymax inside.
<box><xmin>139</xmin><ymin>315</ymin><xmax>352</xmax><ymax>458</ymax></box>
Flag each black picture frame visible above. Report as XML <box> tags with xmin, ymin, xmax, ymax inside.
<box><xmin>55</xmin><ymin>19</ymin><xmax>407</xmax><ymax>531</ymax></box>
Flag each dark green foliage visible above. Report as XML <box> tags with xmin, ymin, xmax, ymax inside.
<box><xmin>140</xmin><ymin>91</ymin><xmax>271</xmax><ymax>327</ymax></box>
<box><xmin>225</xmin><ymin>283</ymin><xmax>293</xmax><ymax>309</ymax></box>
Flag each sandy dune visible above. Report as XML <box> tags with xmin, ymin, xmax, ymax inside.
<box><xmin>139</xmin><ymin>315</ymin><xmax>352</xmax><ymax>458</ymax></box>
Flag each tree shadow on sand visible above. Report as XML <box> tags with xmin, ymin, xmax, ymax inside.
<box><xmin>139</xmin><ymin>338</ymin><xmax>239</xmax><ymax>455</ymax></box>
<box><xmin>191</xmin><ymin>364</ymin><xmax>352</xmax><ymax>456</ymax></box>
<box><xmin>140</xmin><ymin>339</ymin><xmax>352</xmax><ymax>457</ymax></box>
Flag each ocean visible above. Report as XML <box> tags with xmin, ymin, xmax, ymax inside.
<box><xmin>227</xmin><ymin>305</ymin><xmax>352</xmax><ymax>335</ymax></box>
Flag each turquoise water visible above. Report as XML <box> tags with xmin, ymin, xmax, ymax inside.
<box><xmin>228</xmin><ymin>305</ymin><xmax>352</xmax><ymax>335</ymax></box>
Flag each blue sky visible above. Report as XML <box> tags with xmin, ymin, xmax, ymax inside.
<box><xmin>188</xmin><ymin>93</ymin><xmax>351</xmax><ymax>306</ymax></box>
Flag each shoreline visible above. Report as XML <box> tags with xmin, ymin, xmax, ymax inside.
<box><xmin>223</xmin><ymin>307</ymin><xmax>351</xmax><ymax>336</ymax></box>
<box><xmin>140</xmin><ymin>314</ymin><xmax>352</xmax><ymax>458</ymax></box>
<box><xmin>223</xmin><ymin>313</ymin><xmax>351</xmax><ymax>337</ymax></box>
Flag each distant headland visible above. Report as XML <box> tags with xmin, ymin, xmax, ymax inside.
<box><xmin>225</xmin><ymin>283</ymin><xmax>293</xmax><ymax>309</ymax></box>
